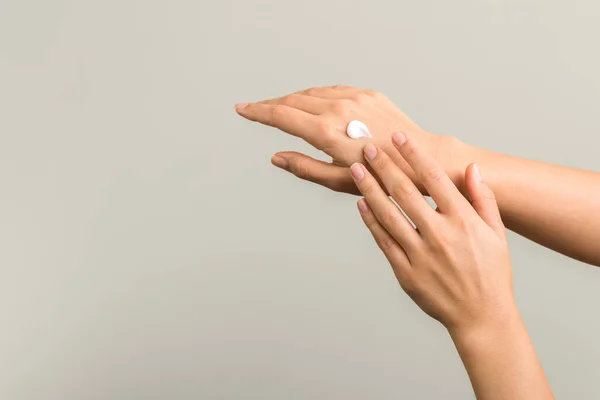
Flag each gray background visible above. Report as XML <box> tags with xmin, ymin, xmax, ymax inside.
<box><xmin>1</xmin><ymin>0</ymin><xmax>599</xmax><ymax>399</ymax></box>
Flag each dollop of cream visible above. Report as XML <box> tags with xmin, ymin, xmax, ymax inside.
<box><xmin>346</xmin><ymin>120</ymin><xmax>372</xmax><ymax>140</ymax></box>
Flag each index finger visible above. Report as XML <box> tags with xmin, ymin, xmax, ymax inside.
<box><xmin>236</xmin><ymin>103</ymin><xmax>339</xmax><ymax>151</ymax></box>
<box><xmin>392</xmin><ymin>132</ymin><xmax>471</xmax><ymax>214</ymax></box>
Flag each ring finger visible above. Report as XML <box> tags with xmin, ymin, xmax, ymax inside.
<box><xmin>298</xmin><ymin>86</ymin><xmax>365</xmax><ymax>99</ymax></box>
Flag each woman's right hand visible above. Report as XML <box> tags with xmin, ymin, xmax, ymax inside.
<box><xmin>352</xmin><ymin>131</ymin><xmax>514</xmax><ymax>331</ymax></box>
<box><xmin>351</xmin><ymin>132</ymin><xmax>554</xmax><ymax>400</ymax></box>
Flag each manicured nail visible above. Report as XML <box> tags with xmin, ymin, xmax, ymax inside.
<box><xmin>235</xmin><ymin>103</ymin><xmax>248</xmax><ymax>111</ymax></box>
<box><xmin>350</xmin><ymin>163</ymin><xmax>365</xmax><ymax>182</ymax></box>
<box><xmin>363</xmin><ymin>143</ymin><xmax>377</xmax><ymax>160</ymax></box>
<box><xmin>473</xmin><ymin>163</ymin><xmax>483</xmax><ymax>182</ymax></box>
<box><xmin>392</xmin><ymin>132</ymin><xmax>407</xmax><ymax>147</ymax></box>
<box><xmin>271</xmin><ymin>155</ymin><xmax>289</xmax><ymax>170</ymax></box>
<box><xmin>357</xmin><ymin>198</ymin><xmax>370</xmax><ymax>213</ymax></box>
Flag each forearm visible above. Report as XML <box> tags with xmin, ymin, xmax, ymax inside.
<box><xmin>445</xmin><ymin>137</ymin><xmax>600</xmax><ymax>266</ymax></box>
<box><xmin>450</xmin><ymin>309</ymin><xmax>554</xmax><ymax>400</ymax></box>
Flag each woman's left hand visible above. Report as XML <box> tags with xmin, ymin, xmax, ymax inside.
<box><xmin>235</xmin><ymin>86</ymin><xmax>464</xmax><ymax>194</ymax></box>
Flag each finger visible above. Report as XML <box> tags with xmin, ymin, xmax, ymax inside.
<box><xmin>236</xmin><ymin>103</ymin><xmax>339</xmax><ymax>151</ymax></box>
<box><xmin>325</xmin><ymin>85</ymin><xmax>363</xmax><ymax>93</ymax></box>
<box><xmin>465</xmin><ymin>163</ymin><xmax>506</xmax><ymax>237</ymax></box>
<box><xmin>357</xmin><ymin>198</ymin><xmax>413</xmax><ymax>281</ymax></box>
<box><xmin>392</xmin><ymin>132</ymin><xmax>471</xmax><ymax>215</ymax></box>
<box><xmin>271</xmin><ymin>152</ymin><xmax>358</xmax><ymax>194</ymax></box>
<box><xmin>259</xmin><ymin>94</ymin><xmax>332</xmax><ymax>115</ymax></box>
<box><xmin>350</xmin><ymin>163</ymin><xmax>421</xmax><ymax>252</ymax></box>
<box><xmin>362</xmin><ymin>143</ymin><xmax>436</xmax><ymax>230</ymax></box>
<box><xmin>298</xmin><ymin>85</ymin><xmax>365</xmax><ymax>99</ymax></box>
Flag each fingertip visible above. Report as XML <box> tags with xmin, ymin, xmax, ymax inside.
<box><xmin>464</xmin><ymin>162</ymin><xmax>503</xmax><ymax>233</ymax></box>
<box><xmin>235</xmin><ymin>103</ymin><xmax>249</xmax><ymax>114</ymax></box>
<box><xmin>464</xmin><ymin>163</ymin><xmax>478</xmax><ymax>199</ymax></box>
<box><xmin>391</xmin><ymin>131</ymin><xmax>407</xmax><ymax>147</ymax></box>
<box><xmin>271</xmin><ymin>154</ymin><xmax>289</xmax><ymax>170</ymax></box>
<box><xmin>464</xmin><ymin>162</ymin><xmax>477</xmax><ymax>183</ymax></box>
<box><xmin>472</xmin><ymin>163</ymin><xmax>483</xmax><ymax>182</ymax></box>
<box><xmin>394</xmin><ymin>133</ymin><xmax>421</xmax><ymax>162</ymax></box>
<box><xmin>357</xmin><ymin>198</ymin><xmax>371</xmax><ymax>214</ymax></box>
<box><xmin>350</xmin><ymin>163</ymin><xmax>365</xmax><ymax>182</ymax></box>
<box><xmin>363</xmin><ymin>143</ymin><xmax>377</xmax><ymax>161</ymax></box>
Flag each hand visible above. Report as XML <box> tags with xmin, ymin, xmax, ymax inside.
<box><xmin>235</xmin><ymin>86</ymin><xmax>464</xmax><ymax>194</ymax></box>
<box><xmin>352</xmin><ymin>132</ymin><xmax>515</xmax><ymax>332</ymax></box>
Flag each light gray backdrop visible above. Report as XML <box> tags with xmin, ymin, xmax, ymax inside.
<box><xmin>1</xmin><ymin>0</ymin><xmax>599</xmax><ymax>399</ymax></box>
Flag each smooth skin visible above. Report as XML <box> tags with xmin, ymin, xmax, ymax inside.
<box><xmin>351</xmin><ymin>132</ymin><xmax>554</xmax><ymax>399</ymax></box>
<box><xmin>235</xmin><ymin>85</ymin><xmax>600</xmax><ymax>266</ymax></box>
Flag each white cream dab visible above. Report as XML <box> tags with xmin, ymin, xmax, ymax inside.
<box><xmin>346</xmin><ymin>120</ymin><xmax>372</xmax><ymax>140</ymax></box>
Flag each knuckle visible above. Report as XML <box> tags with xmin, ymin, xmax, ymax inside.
<box><xmin>351</xmin><ymin>92</ymin><xmax>372</xmax><ymax>106</ymax></box>
<box><xmin>428</xmin><ymin>233</ymin><xmax>448</xmax><ymax>253</ymax></box>
<box><xmin>317</xmin><ymin>120</ymin><xmax>332</xmax><ymax>135</ymax></box>
<box><xmin>317</xmin><ymin>121</ymin><xmax>339</xmax><ymax>146</ymax></box>
<box><xmin>270</xmin><ymin>105</ymin><xmax>287</xmax><ymax>123</ymax></box>
<box><xmin>364</xmin><ymin>89</ymin><xmax>384</xmax><ymax>100</ymax></box>
<box><xmin>331</xmin><ymin>99</ymin><xmax>352</xmax><ymax>115</ymax></box>
<box><xmin>377</xmin><ymin>234</ymin><xmax>397</xmax><ymax>253</ymax></box>
<box><xmin>424</xmin><ymin>221</ymin><xmax>448</xmax><ymax>245</ymax></box>
<box><xmin>281</xmin><ymin>94</ymin><xmax>299</xmax><ymax>106</ymax></box>
<box><xmin>391</xmin><ymin>181</ymin><xmax>417</xmax><ymax>199</ymax></box>
<box><xmin>359</xmin><ymin>181</ymin><xmax>374</xmax><ymax>196</ymax></box>
<box><xmin>365</xmin><ymin>214</ymin><xmax>377</xmax><ymax>227</ymax></box>
<box><xmin>402</xmin><ymin>143</ymin><xmax>419</xmax><ymax>160</ymax></box>
<box><xmin>380</xmin><ymin>208</ymin><xmax>401</xmax><ymax>227</ymax></box>
<box><xmin>363</xmin><ymin>213</ymin><xmax>378</xmax><ymax>229</ymax></box>
<box><xmin>457</xmin><ymin>216</ymin><xmax>478</xmax><ymax>233</ymax></box>
<box><xmin>418</xmin><ymin>217</ymin><xmax>437</xmax><ymax>236</ymax></box>
<box><xmin>399</xmin><ymin>276</ymin><xmax>417</xmax><ymax>297</ymax></box>
<box><xmin>422</xmin><ymin>167</ymin><xmax>444</xmax><ymax>183</ymax></box>
<box><xmin>291</xmin><ymin>158</ymin><xmax>311</xmax><ymax>180</ymax></box>
<box><xmin>454</xmin><ymin>216</ymin><xmax>469</xmax><ymax>230</ymax></box>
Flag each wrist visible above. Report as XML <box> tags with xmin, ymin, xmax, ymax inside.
<box><xmin>429</xmin><ymin>134</ymin><xmax>475</xmax><ymax>191</ymax></box>
<box><xmin>448</xmin><ymin>303</ymin><xmax>523</xmax><ymax>350</ymax></box>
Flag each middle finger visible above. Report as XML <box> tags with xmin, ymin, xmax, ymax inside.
<box><xmin>362</xmin><ymin>143</ymin><xmax>437</xmax><ymax>230</ymax></box>
<box><xmin>259</xmin><ymin>93</ymin><xmax>332</xmax><ymax>115</ymax></box>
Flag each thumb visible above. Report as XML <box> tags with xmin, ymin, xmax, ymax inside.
<box><xmin>271</xmin><ymin>151</ymin><xmax>359</xmax><ymax>194</ymax></box>
<box><xmin>465</xmin><ymin>163</ymin><xmax>505</xmax><ymax>237</ymax></box>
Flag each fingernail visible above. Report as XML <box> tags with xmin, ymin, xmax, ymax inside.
<box><xmin>473</xmin><ymin>163</ymin><xmax>483</xmax><ymax>182</ymax></box>
<box><xmin>363</xmin><ymin>143</ymin><xmax>377</xmax><ymax>160</ymax></box>
<box><xmin>235</xmin><ymin>103</ymin><xmax>248</xmax><ymax>111</ymax></box>
<box><xmin>357</xmin><ymin>198</ymin><xmax>370</xmax><ymax>213</ymax></box>
<box><xmin>271</xmin><ymin>155</ymin><xmax>289</xmax><ymax>170</ymax></box>
<box><xmin>392</xmin><ymin>132</ymin><xmax>407</xmax><ymax>147</ymax></box>
<box><xmin>350</xmin><ymin>163</ymin><xmax>365</xmax><ymax>182</ymax></box>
